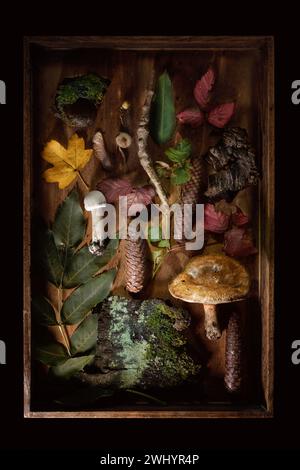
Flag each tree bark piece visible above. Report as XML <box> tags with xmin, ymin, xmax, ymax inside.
<box><xmin>224</xmin><ymin>311</ymin><xmax>243</xmax><ymax>393</ymax></box>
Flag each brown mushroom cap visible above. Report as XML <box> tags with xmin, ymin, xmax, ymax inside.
<box><xmin>169</xmin><ymin>254</ymin><xmax>250</xmax><ymax>305</ymax></box>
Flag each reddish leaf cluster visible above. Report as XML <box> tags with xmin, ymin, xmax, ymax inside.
<box><xmin>204</xmin><ymin>204</ymin><xmax>230</xmax><ymax>233</ymax></box>
<box><xmin>97</xmin><ymin>178</ymin><xmax>155</xmax><ymax>208</ymax></box>
<box><xmin>177</xmin><ymin>68</ymin><xmax>235</xmax><ymax>129</ymax></box>
<box><xmin>224</xmin><ymin>227</ymin><xmax>257</xmax><ymax>257</ymax></box>
<box><xmin>204</xmin><ymin>202</ymin><xmax>257</xmax><ymax>257</ymax></box>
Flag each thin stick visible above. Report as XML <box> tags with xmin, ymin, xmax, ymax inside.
<box><xmin>77</xmin><ymin>171</ymin><xmax>90</xmax><ymax>191</ymax></box>
<box><xmin>126</xmin><ymin>389</ymin><xmax>167</xmax><ymax>406</ymax></box>
<box><xmin>57</xmin><ymin>288</ymin><xmax>71</xmax><ymax>357</ymax></box>
<box><xmin>137</xmin><ymin>79</ymin><xmax>169</xmax><ymax>210</ymax></box>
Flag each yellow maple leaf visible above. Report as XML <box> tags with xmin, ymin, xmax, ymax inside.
<box><xmin>42</xmin><ymin>134</ymin><xmax>93</xmax><ymax>189</ymax></box>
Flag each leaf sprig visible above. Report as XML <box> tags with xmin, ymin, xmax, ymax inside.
<box><xmin>33</xmin><ymin>188</ymin><xmax>119</xmax><ymax>379</ymax></box>
<box><xmin>156</xmin><ymin>138</ymin><xmax>192</xmax><ymax>185</ymax></box>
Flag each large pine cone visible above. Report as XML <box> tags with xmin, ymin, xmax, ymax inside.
<box><xmin>176</xmin><ymin>157</ymin><xmax>206</xmax><ymax>243</ymax></box>
<box><xmin>125</xmin><ymin>235</ymin><xmax>148</xmax><ymax>293</ymax></box>
<box><xmin>224</xmin><ymin>311</ymin><xmax>243</xmax><ymax>393</ymax></box>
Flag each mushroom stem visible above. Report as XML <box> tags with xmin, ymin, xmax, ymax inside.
<box><xmin>203</xmin><ymin>304</ymin><xmax>222</xmax><ymax>340</ymax></box>
<box><xmin>91</xmin><ymin>207</ymin><xmax>106</xmax><ymax>243</ymax></box>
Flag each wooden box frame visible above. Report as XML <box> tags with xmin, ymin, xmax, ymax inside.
<box><xmin>23</xmin><ymin>36</ymin><xmax>274</xmax><ymax>418</ymax></box>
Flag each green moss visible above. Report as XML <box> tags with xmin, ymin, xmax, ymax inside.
<box><xmin>55</xmin><ymin>74</ymin><xmax>110</xmax><ymax>125</ymax></box>
<box><xmin>90</xmin><ymin>297</ymin><xmax>201</xmax><ymax>390</ymax></box>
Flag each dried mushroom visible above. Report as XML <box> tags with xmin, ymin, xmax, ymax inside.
<box><xmin>169</xmin><ymin>254</ymin><xmax>250</xmax><ymax>392</ymax></box>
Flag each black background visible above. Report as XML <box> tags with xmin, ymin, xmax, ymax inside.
<box><xmin>0</xmin><ymin>8</ymin><xmax>299</xmax><ymax>458</ymax></box>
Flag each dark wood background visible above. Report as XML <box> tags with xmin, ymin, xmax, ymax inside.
<box><xmin>24</xmin><ymin>37</ymin><xmax>274</xmax><ymax>418</ymax></box>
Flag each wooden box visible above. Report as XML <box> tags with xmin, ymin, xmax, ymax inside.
<box><xmin>24</xmin><ymin>36</ymin><xmax>274</xmax><ymax>418</ymax></box>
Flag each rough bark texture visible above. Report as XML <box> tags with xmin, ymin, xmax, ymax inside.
<box><xmin>125</xmin><ymin>237</ymin><xmax>148</xmax><ymax>293</ymax></box>
<box><xmin>205</xmin><ymin>127</ymin><xmax>259</xmax><ymax>200</ymax></box>
<box><xmin>224</xmin><ymin>311</ymin><xmax>243</xmax><ymax>393</ymax></box>
<box><xmin>79</xmin><ymin>297</ymin><xmax>201</xmax><ymax>390</ymax></box>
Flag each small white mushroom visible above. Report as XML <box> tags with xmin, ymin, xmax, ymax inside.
<box><xmin>116</xmin><ymin>132</ymin><xmax>132</xmax><ymax>149</ymax></box>
<box><xmin>84</xmin><ymin>190</ymin><xmax>107</xmax><ymax>255</ymax></box>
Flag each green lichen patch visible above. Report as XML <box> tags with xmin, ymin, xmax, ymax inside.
<box><xmin>86</xmin><ymin>297</ymin><xmax>201</xmax><ymax>391</ymax></box>
<box><xmin>55</xmin><ymin>74</ymin><xmax>110</xmax><ymax>127</ymax></box>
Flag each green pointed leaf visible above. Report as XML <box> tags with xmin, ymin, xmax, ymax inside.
<box><xmin>176</xmin><ymin>138</ymin><xmax>192</xmax><ymax>156</ymax></box>
<box><xmin>32</xmin><ymin>295</ymin><xmax>58</xmax><ymax>326</ymax></box>
<box><xmin>63</xmin><ymin>238</ymin><xmax>119</xmax><ymax>288</ymax></box>
<box><xmin>70</xmin><ymin>313</ymin><xmax>98</xmax><ymax>355</ymax></box>
<box><xmin>51</xmin><ymin>355</ymin><xmax>94</xmax><ymax>379</ymax></box>
<box><xmin>150</xmin><ymin>71</ymin><xmax>176</xmax><ymax>145</ymax></box>
<box><xmin>35</xmin><ymin>342</ymin><xmax>69</xmax><ymax>366</ymax></box>
<box><xmin>158</xmin><ymin>239</ymin><xmax>170</xmax><ymax>248</ymax></box>
<box><xmin>55</xmin><ymin>386</ymin><xmax>114</xmax><ymax>407</ymax></box>
<box><xmin>61</xmin><ymin>269</ymin><xmax>116</xmax><ymax>324</ymax></box>
<box><xmin>171</xmin><ymin>167</ymin><xmax>191</xmax><ymax>185</ymax></box>
<box><xmin>151</xmin><ymin>248</ymin><xmax>166</xmax><ymax>277</ymax></box>
<box><xmin>165</xmin><ymin>139</ymin><xmax>192</xmax><ymax>163</ymax></box>
<box><xmin>43</xmin><ymin>230</ymin><xmax>64</xmax><ymax>286</ymax></box>
<box><xmin>165</xmin><ymin>149</ymin><xmax>185</xmax><ymax>163</ymax></box>
<box><xmin>52</xmin><ymin>188</ymin><xmax>86</xmax><ymax>249</ymax></box>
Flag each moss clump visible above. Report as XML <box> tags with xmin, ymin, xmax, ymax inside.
<box><xmin>55</xmin><ymin>74</ymin><xmax>110</xmax><ymax>128</ymax></box>
<box><xmin>81</xmin><ymin>297</ymin><xmax>201</xmax><ymax>391</ymax></box>
<box><xmin>142</xmin><ymin>302</ymin><xmax>200</xmax><ymax>387</ymax></box>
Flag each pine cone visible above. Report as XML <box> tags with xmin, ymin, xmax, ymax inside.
<box><xmin>176</xmin><ymin>157</ymin><xmax>206</xmax><ymax>242</ymax></box>
<box><xmin>125</xmin><ymin>236</ymin><xmax>148</xmax><ymax>293</ymax></box>
<box><xmin>181</xmin><ymin>157</ymin><xmax>206</xmax><ymax>206</ymax></box>
<box><xmin>224</xmin><ymin>311</ymin><xmax>243</xmax><ymax>393</ymax></box>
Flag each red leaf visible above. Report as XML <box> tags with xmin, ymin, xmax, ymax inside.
<box><xmin>224</xmin><ymin>227</ymin><xmax>257</xmax><ymax>257</ymax></box>
<box><xmin>177</xmin><ymin>108</ymin><xmax>204</xmax><ymax>128</ymax></box>
<box><xmin>204</xmin><ymin>203</ymin><xmax>230</xmax><ymax>233</ymax></box>
<box><xmin>207</xmin><ymin>102</ymin><xmax>235</xmax><ymax>128</ymax></box>
<box><xmin>126</xmin><ymin>185</ymin><xmax>156</xmax><ymax>209</ymax></box>
<box><xmin>232</xmin><ymin>208</ymin><xmax>249</xmax><ymax>226</ymax></box>
<box><xmin>97</xmin><ymin>178</ymin><xmax>133</xmax><ymax>203</ymax></box>
<box><xmin>194</xmin><ymin>67</ymin><xmax>215</xmax><ymax>110</ymax></box>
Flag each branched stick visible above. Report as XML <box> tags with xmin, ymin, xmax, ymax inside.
<box><xmin>137</xmin><ymin>84</ymin><xmax>169</xmax><ymax>209</ymax></box>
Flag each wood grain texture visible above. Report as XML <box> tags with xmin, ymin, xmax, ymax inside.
<box><xmin>23</xmin><ymin>36</ymin><xmax>274</xmax><ymax>418</ymax></box>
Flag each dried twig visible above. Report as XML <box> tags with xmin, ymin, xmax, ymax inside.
<box><xmin>136</xmin><ymin>78</ymin><xmax>169</xmax><ymax>209</ymax></box>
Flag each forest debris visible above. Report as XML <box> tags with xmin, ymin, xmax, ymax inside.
<box><xmin>224</xmin><ymin>226</ymin><xmax>257</xmax><ymax>257</ymax></box>
<box><xmin>205</xmin><ymin>127</ymin><xmax>259</xmax><ymax>200</ymax></box>
<box><xmin>79</xmin><ymin>297</ymin><xmax>200</xmax><ymax>389</ymax></box>
<box><xmin>137</xmin><ymin>77</ymin><xmax>169</xmax><ymax>208</ymax></box>
<box><xmin>55</xmin><ymin>74</ymin><xmax>110</xmax><ymax>128</ymax></box>
<box><xmin>92</xmin><ymin>131</ymin><xmax>113</xmax><ymax>171</ymax></box>
<box><xmin>204</xmin><ymin>203</ymin><xmax>230</xmax><ymax>233</ymax></box>
<box><xmin>42</xmin><ymin>134</ymin><xmax>92</xmax><ymax>189</ymax></box>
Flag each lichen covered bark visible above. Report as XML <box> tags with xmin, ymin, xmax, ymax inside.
<box><xmin>79</xmin><ymin>297</ymin><xmax>201</xmax><ymax>390</ymax></box>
